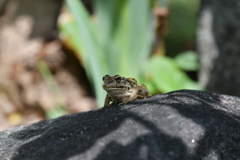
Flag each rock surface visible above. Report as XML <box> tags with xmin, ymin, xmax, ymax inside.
<box><xmin>1</xmin><ymin>90</ymin><xmax>240</xmax><ymax>160</ymax></box>
<box><xmin>197</xmin><ymin>0</ymin><xmax>240</xmax><ymax>96</ymax></box>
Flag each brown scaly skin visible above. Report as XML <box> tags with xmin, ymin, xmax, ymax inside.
<box><xmin>102</xmin><ymin>75</ymin><xmax>152</xmax><ymax>108</ymax></box>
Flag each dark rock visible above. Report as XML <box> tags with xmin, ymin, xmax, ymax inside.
<box><xmin>1</xmin><ymin>90</ymin><xmax>240</xmax><ymax>160</ymax></box>
<box><xmin>197</xmin><ymin>0</ymin><xmax>240</xmax><ymax>96</ymax></box>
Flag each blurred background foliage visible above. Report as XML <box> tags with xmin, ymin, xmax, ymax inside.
<box><xmin>59</xmin><ymin>0</ymin><xmax>202</xmax><ymax>106</ymax></box>
<box><xmin>165</xmin><ymin>0</ymin><xmax>200</xmax><ymax>57</ymax></box>
<box><xmin>0</xmin><ymin>0</ymin><xmax>202</xmax><ymax>131</ymax></box>
<box><xmin>37</xmin><ymin>60</ymin><xmax>68</xmax><ymax>119</ymax></box>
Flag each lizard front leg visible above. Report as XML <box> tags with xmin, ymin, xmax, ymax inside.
<box><xmin>103</xmin><ymin>94</ymin><xmax>112</xmax><ymax>108</ymax></box>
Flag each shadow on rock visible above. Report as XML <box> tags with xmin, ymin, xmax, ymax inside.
<box><xmin>2</xmin><ymin>90</ymin><xmax>240</xmax><ymax>160</ymax></box>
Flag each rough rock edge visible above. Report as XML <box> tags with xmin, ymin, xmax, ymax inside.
<box><xmin>0</xmin><ymin>89</ymin><xmax>240</xmax><ymax>160</ymax></box>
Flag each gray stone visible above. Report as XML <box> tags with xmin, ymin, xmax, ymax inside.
<box><xmin>197</xmin><ymin>0</ymin><xmax>240</xmax><ymax>96</ymax></box>
<box><xmin>1</xmin><ymin>90</ymin><xmax>240</xmax><ymax>160</ymax></box>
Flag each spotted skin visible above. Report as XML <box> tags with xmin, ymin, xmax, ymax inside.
<box><xmin>102</xmin><ymin>75</ymin><xmax>151</xmax><ymax>108</ymax></box>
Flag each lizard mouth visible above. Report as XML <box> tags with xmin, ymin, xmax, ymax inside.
<box><xmin>117</xmin><ymin>85</ymin><xmax>127</xmax><ymax>89</ymax></box>
<box><xmin>103</xmin><ymin>85</ymin><xmax>130</xmax><ymax>90</ymax></box>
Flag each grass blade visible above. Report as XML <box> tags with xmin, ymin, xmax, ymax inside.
<box><xmin>66</xmin><ymin>0</ymin><xmax>108</xmax><ymax>106</ymax></box>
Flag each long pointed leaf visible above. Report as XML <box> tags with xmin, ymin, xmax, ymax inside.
<box><xmin>66</xmin><ymin>0</ymin><xmax>107</xmax><ymax>107</ymax></box>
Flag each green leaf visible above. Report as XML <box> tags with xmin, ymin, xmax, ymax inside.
<box><xmin>59</xmin><ymin>17</ymin><xmax>81</xmax><ymax>54</ymax></box>
<box><xmin>37</xmin><ymin>60</ymin><xmax>68</xmax><ymax>118</ymax></box>
<box><xmin>94</xmin><ymin>0</ymin><xmax>127</xmax><ymax>75</ymax></box>
<box><xmin>175</xmin><ymin>50</ymin><xmax>198</xmax><ymax>71</ymax></box>
<box><xmin>66</xmin><ymin>0</ymin><xmax>107</xmax><ymax>107</ymax></box>
<box><xmin>114</xmin><ymin>0</ymin><xmax>154</xmax><ymax>77</ymax></box>
<box><xmin>46</xmin><ymin>107</ymin><xmax>67</xmax><ymax>119</ymax></box>
<box><xmin>95</xmin><ymin>0</ymin><xmax>154</xmax><ymax>77</ymax></box>
<box><xmin>183</xmin><ymin>81</ymin><xmax>203</xmax><ymax>90</ymax></box>
<box><xmin>148</xmin><ymin>55</ymin><xmax>202</xmax><ymax>93</ymax></box>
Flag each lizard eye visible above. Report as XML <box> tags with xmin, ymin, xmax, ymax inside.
<box><xmin>115</xmin><ymin>76</ymin><xmax>121</xmax><ymax>81</ymax></box>
<box><xmin>103</xmin><ymin>75</ymin><xmax>111</xmax><ymax>81</ymax></box>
